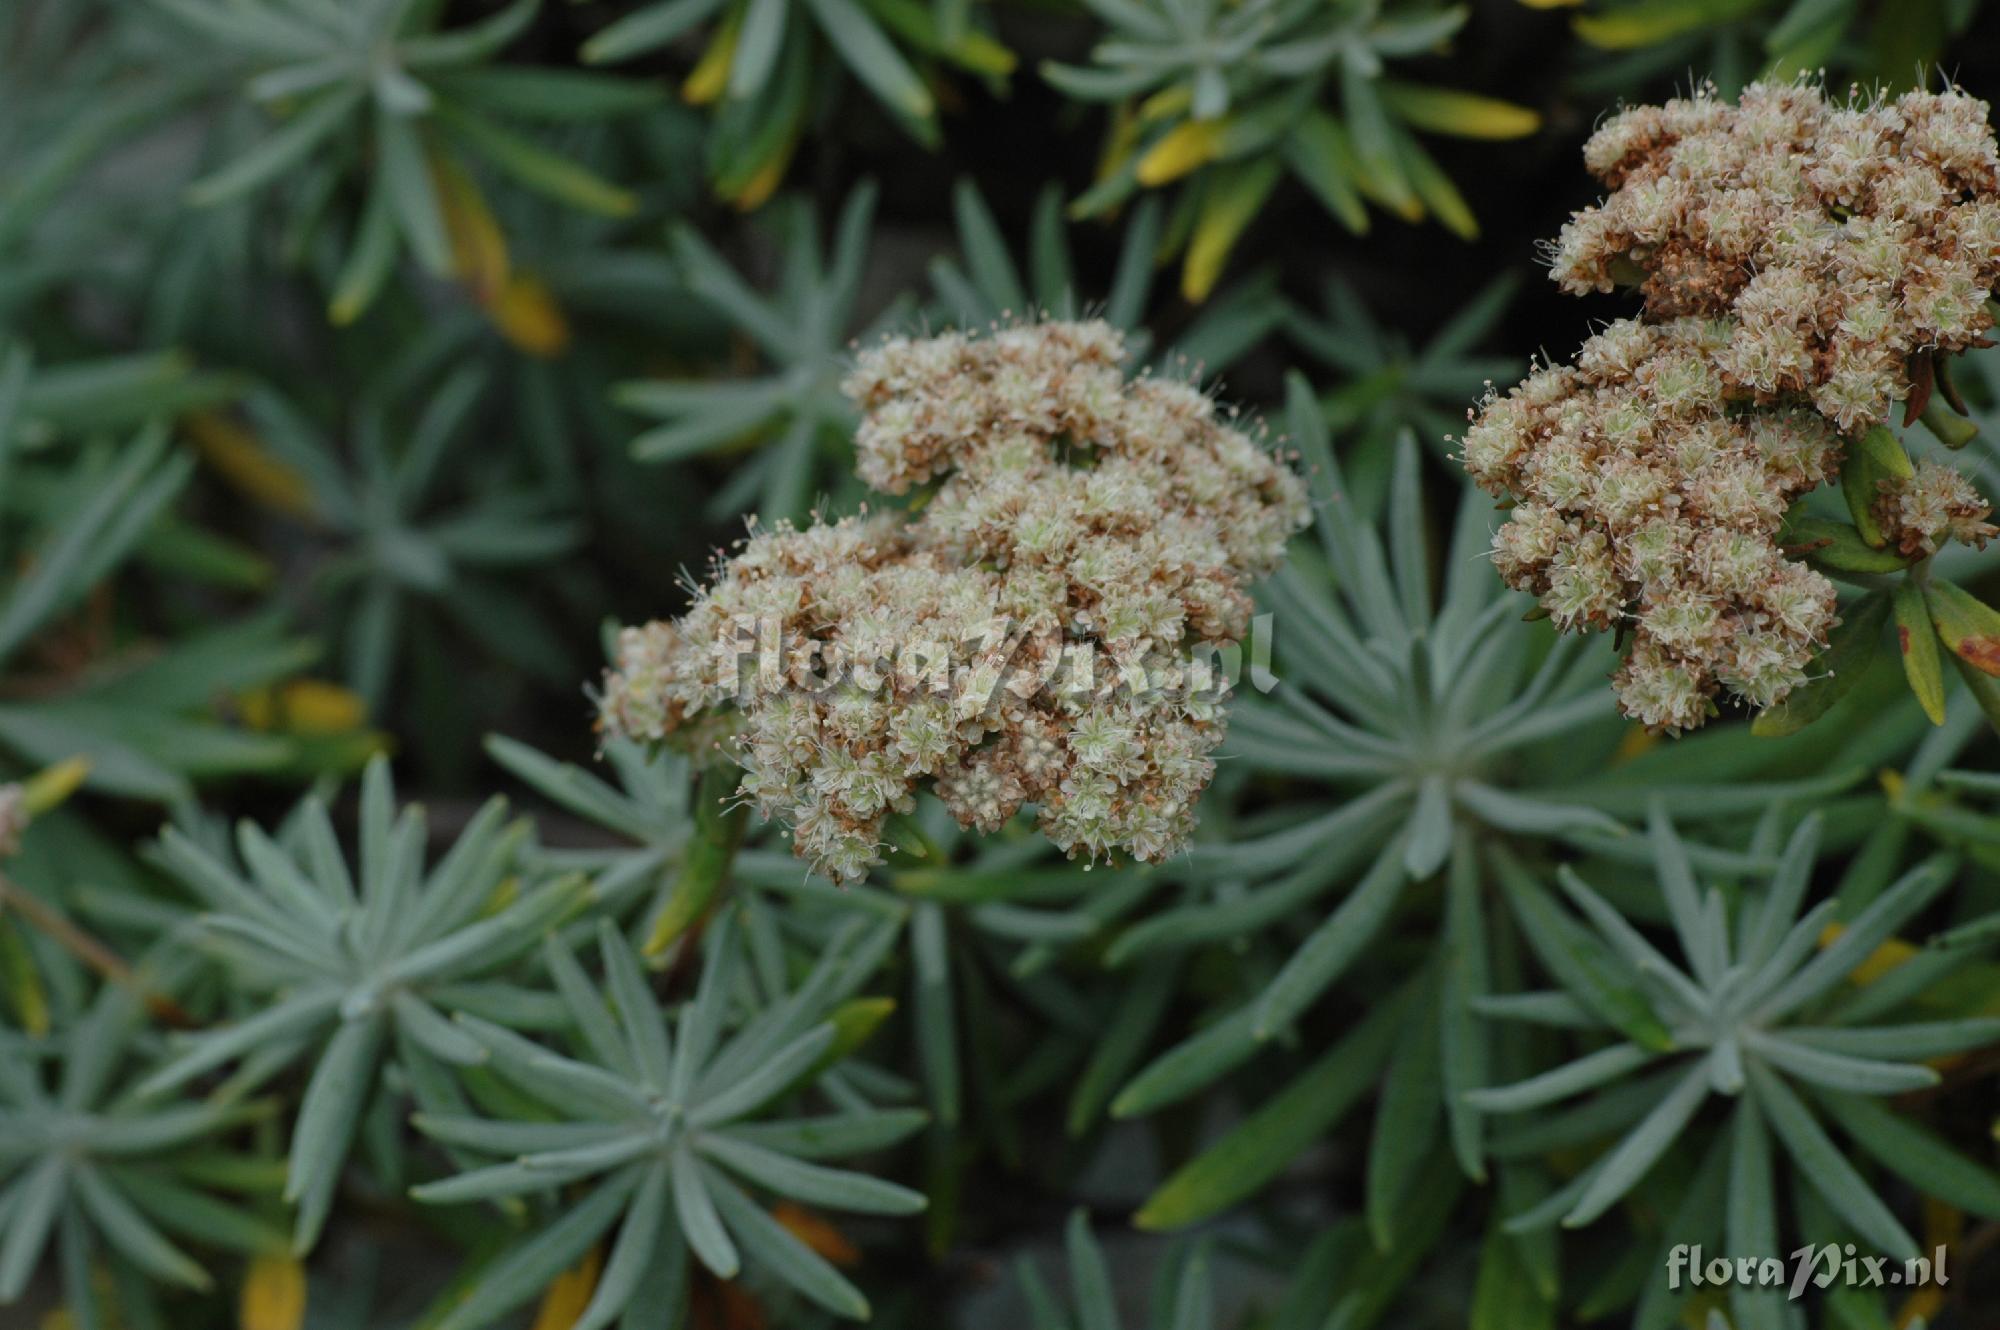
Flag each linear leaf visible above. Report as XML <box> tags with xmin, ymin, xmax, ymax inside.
<box><xmin>1134</xmin><ymin>986</ymin><xmax>1410</xmax><ymax>1230</ymax></box>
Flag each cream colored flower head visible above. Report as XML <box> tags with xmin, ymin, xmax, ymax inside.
<box><xmin>1557</xmin><ymin>81</ymin><xmax>2000</xmax><ymax>426</ymax></box>
<box><xmin>602</xmin><ymin>321</ymin><xmax>1309</xmax><ymax>882</ymax></box>
<box><xmin>1466</xmin><ymin>81</ymin><xmax>1999</xmax><ymax>733</ymax></box>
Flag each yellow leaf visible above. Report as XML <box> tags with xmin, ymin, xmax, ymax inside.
<box><xmin>825</xmin><ymin>997</ymin><xmax>894</xmax><ymax>1061</ymax></box>
<box><xmin>732</xmin><ymin>159</ymin><xmax>786</xmax><ymax>211</ymax></box>
<box><xmin>1180</xmin><ymin>160</ymin><xmax>1280</xmax><ymax>302</ymax></box>
<box><xmin>1136</xmin><ymin>120</ymin><xmax>1224</xmax><ymax>187</ymax></box>
<box><xmin>1810</xmin><ymin>923</ymin><xmax>1985</xmax><ymax>1063</ymax></box>
<box><xmin>948</xmin><ymin>31</ymin><xmax>1015</xmax><ymax>77</ymax></box>
<box><xmin>1895</xmin><ymin>1275</ymin><xmax>1945</xmax><ymax>1325</ymax></box>
<box><xmin>1612</xmin><ymin>725</ymin><xmax>1659</xmax><ymax>763</ymax></box>
<box><xmin>238</xmin><ymin>688</ymin><xmax>275</xmax><ymax>731</ymax></box>
<box><xmin>774</xmin><ymin>1202</ymin><xmax>860</xmax><ymax>1267</ymax></box>
<box><xmin>1573</xmin><ymin>9</ymin><xmax>1716</xmax><ymax>48</ymax></box>
<box><xmin>21</xmin><ymin>756</ymin><xmax>90</xmax><ymax>815</ymax></box>
<box><xmin>240</xmin><ymin>1254</ymin><xmax>307</xmax><ymax>1330</ymax></box>
<box><xmin>280</xmin><ymin>680</ymin><xmax>368</xmax><ymax>735</ymax></box>
<box><xmin>481</xmin><ymin>872</ymin><xmax>532</xmax><ymax>918</ymax></box>
<box><xmin>1093</xmin><ymin>102</ymin><xmax>1140</xmax><ymax>187</ymax></box>
<box><xmin>684</xmin><ymin>16</ymin><xmax>740</xmax><ymax>106</ymax></box>
<box><xmin>183</xmin><ymin>410</ymin><xmax>317</xmax><ymax>521</ymax></box>
<box><xmin>1137</xmin><ymin>83</ymin><xmax>1193</xmax><ymax>124</ymax></box>
<box><xmin>1893</xmin><ymin>1199</ymin><xmax>1959</xmax><ymax>1327</ymax></box>
<box><xmin>430</xmin><ymin>150</ymin><xmax>511</xmax><ymax>304</ymax></box>
<box><xmin>1924</xmin><ymin>1196</ymin><xmax>1964</xmax><ymax>1247</ymax></box>
<box><xmin>529</xmin><ymin>1246</ymin><xmax>602</xmax><ymax>1330</ymax></box>
<box><xmin>490</xmin><ymin>273</ymin><xmax>573</xmax><ymax>358</ymax></box>
<box><xmin>1396</xmin><ymin>134</ymin><xmax>1478</xmax><ymax>240</ymax></box>
<box><xmin>731</xmin><ymin>131</ymin><xmax>800</xmax><ymax>212</ymax></box>
<box><xmin>1380</xmin><ymin>83</ymin><xmax>1541</xmax><ymax>140</ymax></box>
<box><xmin>239</xmin><ymin>680</ymin><xmax>369</xmax><ymax>737</ymax></box>
<box><xmin>1180</xmin><ymin>227</ymin><xmax>1231</xmax><ymax>303</ymax></box>
<box><xmin>0</xmin><ymin>913</ymin><xmax>51</xmax><ymax>1036</ymax></box>
<box><xmin>1817</xmin><ymin>921</ymin><xmax>1916</xmax><ymax>986</ymax></box>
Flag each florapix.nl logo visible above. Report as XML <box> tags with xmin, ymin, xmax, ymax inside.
<box><xmin>1668</xmin><ymin>1243</ymin><xmax>1949</xmax><ymax>1301</ymax></box>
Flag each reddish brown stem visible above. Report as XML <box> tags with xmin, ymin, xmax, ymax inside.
<box><xmin>0</xmin><ymin>872</ymin><xmax>195</xmax><ymax>1027</ymax></box>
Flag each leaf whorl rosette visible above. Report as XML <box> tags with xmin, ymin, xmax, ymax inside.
<box><xmin>601</xmin><ymin>321</ymin><xmax>1310</xmax><ymax>881</ymax></box>
<box><xmin>1462</xmin><ymin>82</ymin><xmax>2000</xmax><ymax>733</ymax></box>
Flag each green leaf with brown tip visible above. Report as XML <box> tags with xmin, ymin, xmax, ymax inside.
<box><xmin>1953</xmin><ymin>656</ymin><xmax>2000</xmax><ymax>735</ymax></box>
<box><xmin>1893</xmin><ymin>580</ymin><xmax>1947</xmax><ymax>724</ymax></box>
<box><xmin>1924</xmin><ymin>579</ymin><xmax>2000</xmax><ymax>678</ymax></box>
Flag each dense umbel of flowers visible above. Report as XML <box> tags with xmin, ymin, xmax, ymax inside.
<box><xmin>1464</xmin><ymin>82</ymin><xmax>2000</xmax><ymax>731</ymax></box>
<box><xmin>602</xmin><ymin>322</ymin><xmax>1309</xmax><ymax>881</ymax></box>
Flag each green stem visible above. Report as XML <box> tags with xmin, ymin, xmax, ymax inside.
<box><xmin>643</xmin><ymin>762</ymin><xmax>748</xmax><ymax>957</ymax></box>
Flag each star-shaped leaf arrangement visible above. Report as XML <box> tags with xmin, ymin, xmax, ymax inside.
<box><xmin>141</xmin><ymin>754</ymin><xmax>589</xmax><ymax>1252</ymax></box>
<box><xmin>1</xmin><ymin>979</ymin><xmax>286</xmax><ymax>1327</ymax></box>
<box><xmin>410</xmin><ymin>911</ymin><xmax>925</xmax><ymax>1329</ymax></box>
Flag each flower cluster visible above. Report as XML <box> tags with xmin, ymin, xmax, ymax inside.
<box><xmin>1469</xmin><ymin>319</ymin><xmax>1844</xmax><ymax>730</ymax></box>
<box><xmin>602</xmin><ymin>322</ymin><xmax>1309</xmax><ymax>881</ymax></box>
<box><xmin>1555</xmin><ymin>82</ymin><xmax>2000</xmax><ymax>428</ymax></box>
<box><xmin>1464</xmin><ymin>82</ymin><xmax>2000</xmax><ymax>732</ymax></box>
<box><xmin>1877</xmin><ymin>458</ymin><xmax>1999</xmax><ymax>555</ymax></box>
